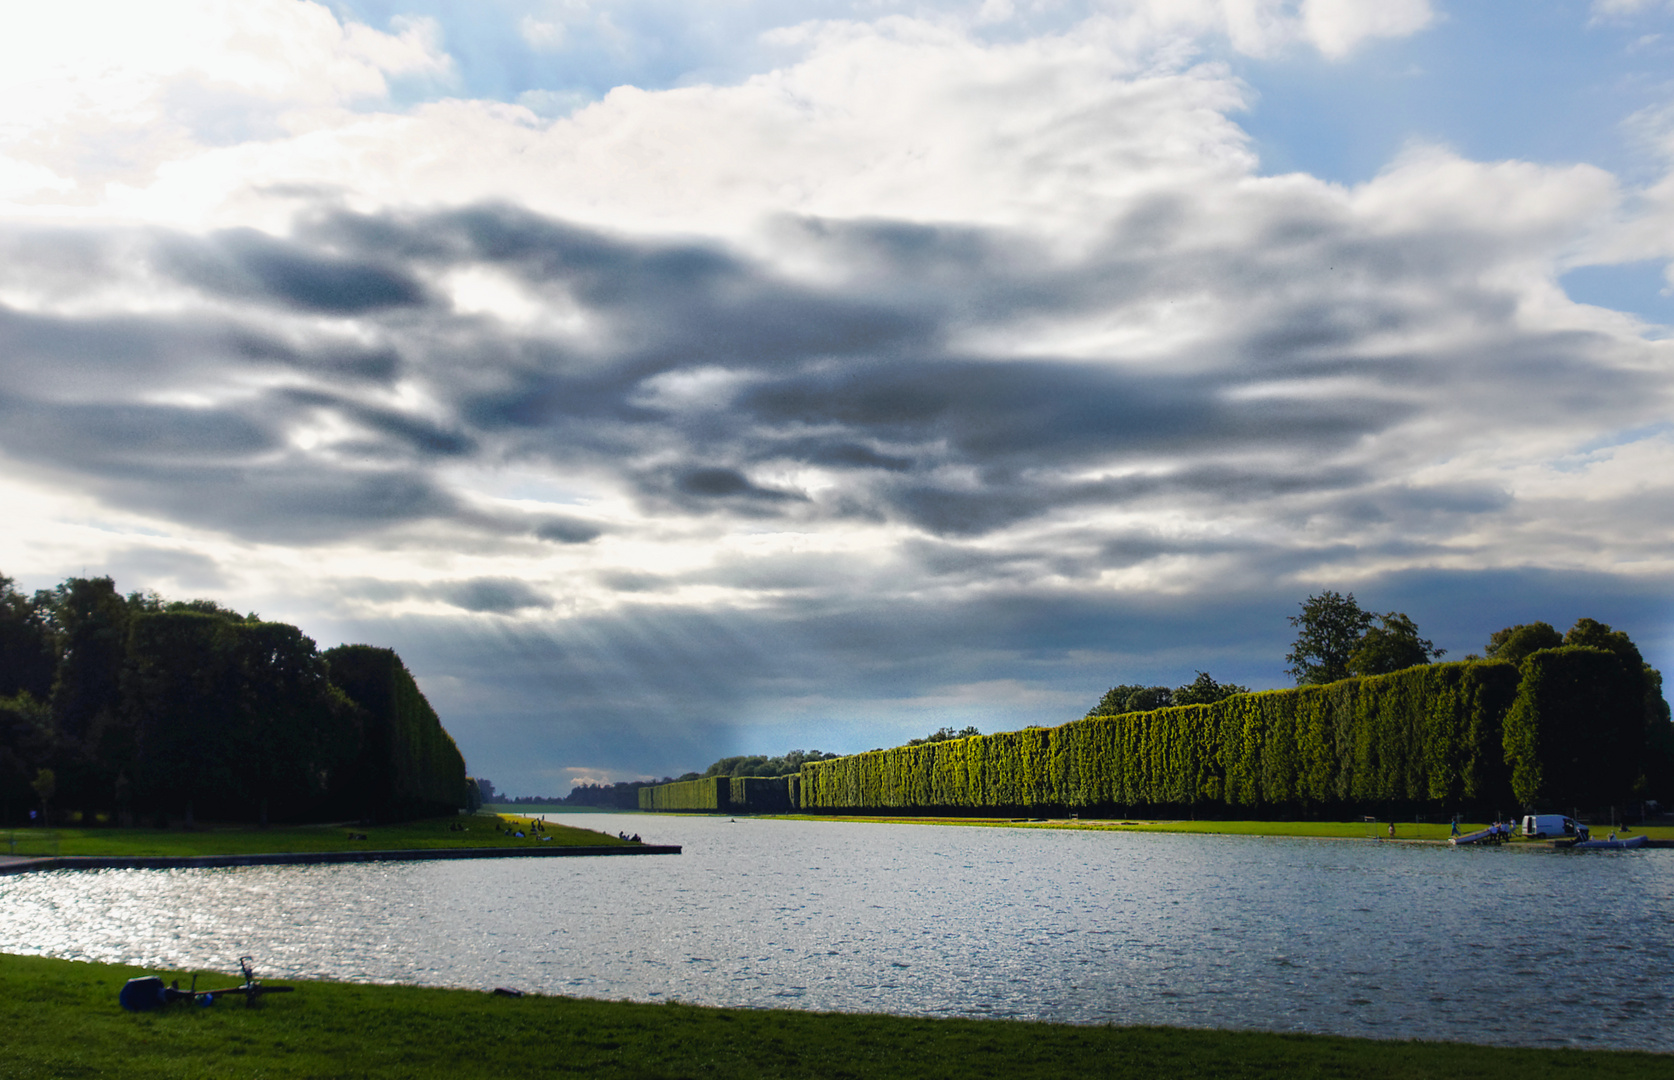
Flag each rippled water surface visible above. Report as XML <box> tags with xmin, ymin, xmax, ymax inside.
<box><xmin>3</xmin><ymin>815</ymin><xmax>1671</xmax><ymax>1050</ymax></box>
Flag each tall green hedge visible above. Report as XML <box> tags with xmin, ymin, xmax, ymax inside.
<box><xmin>800</xmin><ymin>661</ymin><xmax>1524</xmax><ymax>815</ymax></box>
<box><xmin>1503</xmin><ymin>646</ymin><xmax>1646</xmax><ymax>808</ymax></box>
<box><xmin>639</xmin><ymin>774</ymin><xmax>800</xmax><ymax>813</ymax></box>
<box><xmin>639</xmin><ymin>776</ymin><xmax>728</xmax><ymax>811</ymax></box>
<box><xmin>323</xmin><ymin>645</ymin><xmax>468</xmax><ymax>821</ymax></box>
<box><xmin>125</xmin><ymin>612</ymin><xmax>361</xmax><ymax>824</ymax></box>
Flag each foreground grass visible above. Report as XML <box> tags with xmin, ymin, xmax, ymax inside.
<box><xmin>0</xmin><ymin>813</ymin><xmax>632</xmax><ymax>859</ymax></box>
<box><xmin>0</xmin><ymin>953</ymin><xmax>1664</xmax><ymax>1080</ymax></box>
<box><xmin>766</xmin><ymin>815</ymin><xmax>1674</xmax><ymax>843</ymax></box>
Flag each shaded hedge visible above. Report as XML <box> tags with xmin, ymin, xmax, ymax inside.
<box><xmin>1504</xmin><ymin>646</ymin><xmax>1646</xmax><ymax>808</ymax></box>
<box><xmin>639</xmin><ymin>774</ymin><xmax>799</xmax><ymax>813</ymax></box>
<box><xmin>127</xmin><ymin>612</ymin><xmax>361</xmax><ymax>824</ymax></box>
<box><xmin>800</xmin><ymin>661</ymin><xmax>1525</xmax><ymax>815</ymax></box>
<box><xmin>323</xmin><ymin>645</ymin><xmax>468</xmax><ymax>822</ymax></box>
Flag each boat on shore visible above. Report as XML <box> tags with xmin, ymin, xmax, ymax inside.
<box><xmin>1561</xmin><ymin>833</ymin><xmax>1648</xmax><ymax>850</ymax></box>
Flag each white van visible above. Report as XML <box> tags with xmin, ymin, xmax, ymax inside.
<box><xmin>1522</xmin><ymin>814</ymin><xmax>1589</xmax><ymax>840</ymax></box>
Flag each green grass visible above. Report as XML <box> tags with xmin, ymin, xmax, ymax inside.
<box><xmin>0</xmin><ymin>952</ymin><xmax>1664</xmax><ymax>1080</ymax></box>
<box><xmin>0</xmin><ymin>813</ymin><xmax>632</xmax><ymax>859</ymax></box>
<box><xmin>764</xmin><ymin>815</ymin><xmax>1674</xmax><ymax>843</ymax></box>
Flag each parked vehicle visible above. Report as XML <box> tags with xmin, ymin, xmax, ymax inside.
<box><xmin>1521</xmin><ymin>814</ymin><xmax>1589</xmax><ymax>841</ymax></box>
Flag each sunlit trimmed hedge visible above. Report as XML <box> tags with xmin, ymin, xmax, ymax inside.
<box><xmin>799</xmin><ymin>661</ymin><xmax>1524</xmax><ymax>814</ymax></box>
<box><xmin>639</xmin><ymin>777</ymin><xmax>728</xmax><ymax>811</ymax></box>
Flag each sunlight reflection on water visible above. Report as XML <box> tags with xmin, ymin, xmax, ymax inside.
<box><xmin>2</xmin><ymin>815</ymin><xmax>1670</xmax><ymax>1050</ymax></box>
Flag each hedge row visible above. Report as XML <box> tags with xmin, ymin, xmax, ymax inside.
<box><xmin>639</xmin><ymin>777</ymin><xmax>727</xmax><ymax>811</ymax></box>
<box><xmin>638</xmin><ymin>775</ymin><xmax>799</xmax><ymax>813</ymax></box>
<box><xmin>643</xmin><ymin>650</ymin><xmax>1655</xmax><ymax>817</ymax></box>
<box><xmin>1504</xmin><ymin>646</ymin><xmax>1647</xmax><ymax>807</ymax></box>
<box><xmin>800</xmin><ymin>661</ymin><xmax>1525</xmax><ymax>814</ymax></box>
<box><xmin>321</xmin><ymin>645</ymin><xmax>469</xmax><ymax>821</ymax></box>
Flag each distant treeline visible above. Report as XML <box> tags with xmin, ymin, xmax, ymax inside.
<box><xmin>0</xmin><ymin>575</ymin><xmax>468</xmax><ymax>826</ymax></box>
<box><xmin>644</xmin><ymin>618</ymin><xmax>1673</xmax><ymax>818</ymax></box>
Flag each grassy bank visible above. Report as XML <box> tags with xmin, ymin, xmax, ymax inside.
<box><xmin>765</xmin><ymin>816</ymin><xmax>1674</xmax><ymax>843</ymax></box>
<box><xmin>0</xmin><ymin>813</ymin><xmax>632</xmax><ymax>859</ymax></box>
<box><xmin>0</xmin><ymin>953</ymin><xmax>1664</xmax><ymax>1080</ymax></box>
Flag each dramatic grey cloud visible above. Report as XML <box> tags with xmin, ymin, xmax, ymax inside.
<box><xmin>2</xmin><ymin>1</ymin><xmax>1672</xmax><ymax>794</ymax></box>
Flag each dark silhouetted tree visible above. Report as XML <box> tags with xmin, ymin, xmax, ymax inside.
<box><xmin>0</xmin><ymin>577</ymin><xmax>55</xmax><ymax>701</ymax></box>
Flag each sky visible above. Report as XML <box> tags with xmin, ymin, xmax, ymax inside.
<box><xmin>2</xmin><ymin>1</ymin><xmax>1673</xmax><ymax>796</ymax></box>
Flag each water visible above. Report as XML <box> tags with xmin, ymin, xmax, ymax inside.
<box><xmin>2</xmin><ymin>814</ymin><xmax>1670</xmax><ymax>1051</ymax></box>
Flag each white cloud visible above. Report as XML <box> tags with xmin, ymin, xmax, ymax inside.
<box><xmin>1299</xmin><ymin>0</ymin><xmax>1432</xmax><ymax>59</ymax></box>
<box><xmin>0</xmin><ymin>1</ymin><xmax>450</xmax><ymax>201</ymax></box>
<box><xmin>519</xmin><ymin>16</ymin><xmax>566</xmax><ymax>49</ymax></box>
<box><xmin>1</xmin><ymin>0</ymin><xmax>1672</xmax><ymax>787</ymax></box>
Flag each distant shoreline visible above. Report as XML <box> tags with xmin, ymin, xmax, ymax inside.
<box><xmin>714</xmin><ymin>814</ymin><xmax>1674</xmax><ymax>845</ymax></box>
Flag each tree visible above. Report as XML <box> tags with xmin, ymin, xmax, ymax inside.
<box><xmin>0</xmin><ymin>577</ymin><xmax>54</xmax><ymax>701</ymax></box>
<box><xmin>1285</xmin><ymin>591</ymin><xmax>1374</xmax><ymax>685</ymax></box>
<box><xmin>1484</xmin><ymin>622</ymin><xmax>1562</xmax><ymax>666</ymax></box>
<box><xmin>1173</xmin><ymin>671</ymin><xmax>1251</xmax><ymax>706</ymax></box>
<box><xmin>1347</xmin><ymin>613</ymin><xmax>1445</xmax><ymax>677</ymax></box>
<box><xmin>30</xmin><ymin>767</ymin><xmax>54</xmax><ymax>826</ymax></box>
<box><xmin>1087</xmin><ymin>684</ymin><xmax>1172</xmax><ymax>716</ymax></box>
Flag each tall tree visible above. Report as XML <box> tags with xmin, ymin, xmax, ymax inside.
<box><xmin>1484</xmin><ymin>622</ymin><xmax>1562</xmax><ymax>666</ymax></box>
<box><xmin>1347</xmin><ymin>613</ymin><xmax>1445</xmax><ymax>676</ymax></box>
<box><xmin>1173</xmin><ymin>671</ymin><xmax>1251</xmax><ymax>706</ymax></box>
<box><xmin>46</xmin><ymin>577</ymin><xmax>132</xmax><ymax>745</ymax></box>
<box><xmin>1285</xmin><ymin>591</ymin><xmax>1374</xmax><ymax>685</ymax></box>
<box><xmin>0</xmin><ymin>577</ymin><xmax>55</xmax><ymax>700</ymax></box>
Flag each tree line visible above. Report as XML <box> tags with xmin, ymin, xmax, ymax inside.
<box><xmin>0</xmin><ymin>574</ymin><xmax>468</xmax><ymax>826</ymax></box>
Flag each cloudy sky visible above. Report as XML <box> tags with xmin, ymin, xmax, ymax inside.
<box><xmin>3</xmin><ymin>1</ymin><xmax>1672</xmax><ymax>794</ymax></box>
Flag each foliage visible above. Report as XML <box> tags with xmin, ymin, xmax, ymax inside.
<box><xmin>324</xmin><ymin>645</ymin><xmax>469</xmax><ymax>822</ymax></box>
<box><xmin>0</xmin><ymin>691</ymin><xmax>52</xmax><ymax>819</ymax></box>
<box><xmin>804</xmin><ymin>661</ymin><xmax>1527</xmax><ymax>814</ymax></box>
<box><xmin>639</xmin><ymin>776</ymin><xmax>727</xmax><ymax>811</ymax></box>
<box><xmin>0</xmin><ymin>570</ymin><xmax>472</xmax><ymax>826</ymax></box>
<box><xmin>640</xmin><ymin>773</ymin><xmax>799</xmax><ymax>813</ymax></box>
<box><xmin>1485</xmin><ymin>622</ymin><xmax>1563</xmax><ymax>666</ymax></box>
<box><xmin>1285</xmin><ymin>590</ymin><xmax>1375</xmax><ymax>685</ymax></box>
<box><xmin>1172</xmin><ymin>672</ymin><xmax>1252</xmax><ymax>707</ymax></box>
<box><xmin>124</xmin><ymin>612</ymin><xmax>364</xmax><ymax>825</ymax></box>
<box><xmin>702</xmin><ymin>749</ymin><xmax>839</xmax><ymax>778</ymax></box>
<box><xmin>1503</xmin><ymin>645</ymin><xmax>1647</xmax><ymax>807</ymax></box>
<box><xmin>1088</xmin><ymin>674</ymin><xmax>1249</xmax><ymax>717</ymax></box>
<box><xmin>0</xmin><ymin>576</ymin><xmax>54</xmax><ymax>700</ymax></box>
<box><xmin>907</xmin><ymin>727</ymin><xmax>981</xmax><ymax>746</ymax></box>
<box><xmin>561</xmin><ymin>780</ymin><xmax>657</xmax><ymax>809</ymax></box>
<box><xmin>1346</xmin><ymin>612</ymin><xmax>1444</xmax><ymax>676</ymax></box>
<box><xmin>1088</xmin><ymin>684</ymin><xmax>1170</xmax><ymax>715</ymax></box>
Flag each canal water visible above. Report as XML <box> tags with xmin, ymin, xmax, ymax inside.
<box><xmin>1</xmin><ymin>814</ymin><xmax>1669</xmax><ymax>1051</ymax></box>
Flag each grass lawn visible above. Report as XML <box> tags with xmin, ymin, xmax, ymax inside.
<box><xmin>764</xmin><ymin>815</ymin><xmax>1674</xmax><ymax>843</ymax></box>
<box><xmin>0</xmin><ymin>813</ymin><xmax>632</xmax><ymax>859</ymax></box>
<box><xmin>0</xmin><ymin>953</ymin><xmax>1664</xmax><ymax>1080</ymax></box>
